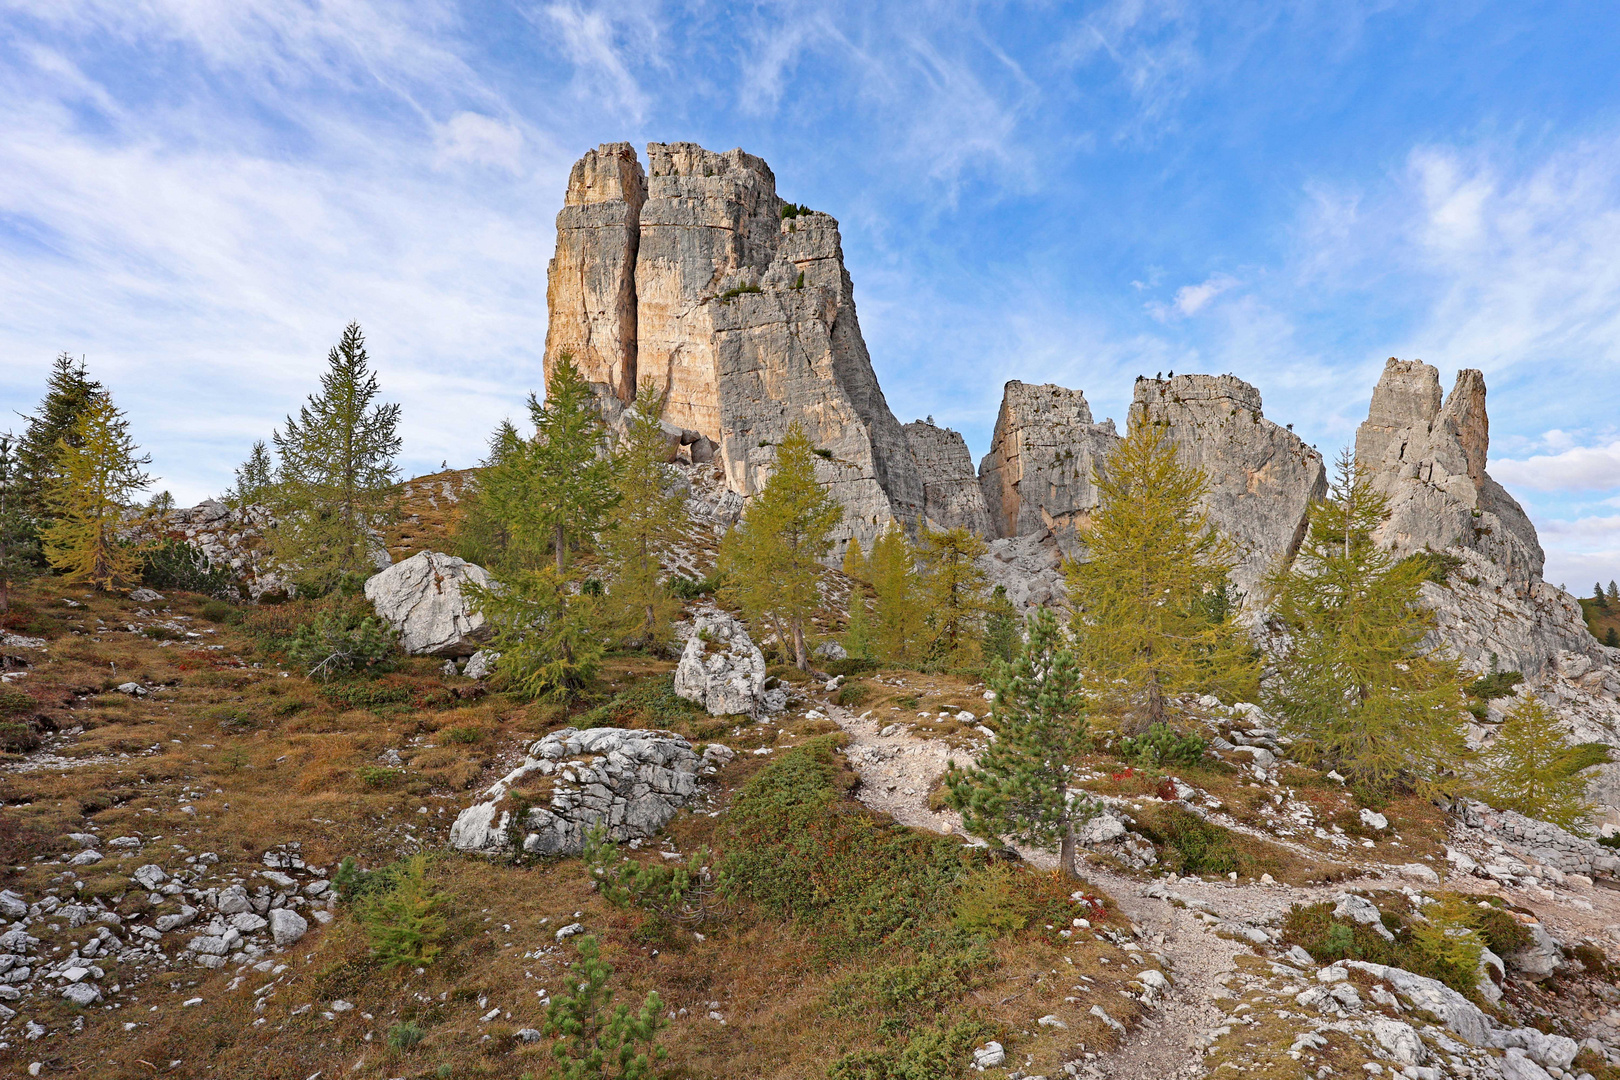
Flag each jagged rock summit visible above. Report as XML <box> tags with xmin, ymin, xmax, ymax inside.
<box><xmin>545</xmin><ymin>141</ymin><xmax>924</xmax><ymax>553</ymax></box>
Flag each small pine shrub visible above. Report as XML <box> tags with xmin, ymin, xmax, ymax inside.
<box><xmin>585</xmin><ymin>828</ymin><xmax>732</xmax><ymax>926</ymax></box>
<box><xmin>835</xmin><ymin>681</ymin><xmax>872</xmax><ymax>708</ymax></box>
<box><xmin>355</xmin><ymin>765</ymin><xmax>404</xmax><ymax>789</ymax></box>
<box><xmin>827</xmin><ymin>1019</ymin><xmax>997</xmax><ymax>1080</ymax></box>
<box><xmin>386</xmin><ymin>1021</ymin><xmax>426</xmax><ymax>1051</ymax></box>
<box><xmin>200</xmin><ymin>598</ymin><xmax>237</xmax><ymax>623</ymax></box>
<box><xmin>441</xmin><ymin>725</ymin><xmax>484</xmax><ymax>744</ymax></box>
<box><xmin>140</xmin><ymin>538</ymin><xmax>236</xmax><ymax>598</ymax></box>
<box><xmin>289</xmin><ymin>610</ymin><xmax>395</xmax><ymax>679</ymax></box>
<box><xmin>318</xmin><ymin>682</ymin><xmax>412</xmax><ymax>710</ymax></box>
<box><xmin>1115</xmin><ymin>723</ymin><xmax>1206</xmax><ymax>767</ymax></box>
<box><xmin>952</xmin><ymin>863</ymin><xmax>1033</xmax><ymax>937</ymax></box>
<box><xmin>779</xmin><ymin>202</ymin><xmax>813</xmax><ymax>219</ymax></box>
<box><xmin>1148</xmin><ymin>806</ymin><xmax>1241</xmax><ymax>876</ymax></box>
<box><xmin>668</xmin><ymin>572</ymin><xmax>722</xmax><ymax>600</ymax></box>
<box><xmin>356</xmin><ymin>854</ymin><xmax>448</xmax><ymax>968</ymax></box>
<box><xmin>543</xmin><ymin>934</ymin><xmax>668</xmax><ymax>1080</ymax></box>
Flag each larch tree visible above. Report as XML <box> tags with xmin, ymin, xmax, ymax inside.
<box><xmin>945</xmin><ymin>608</ymin><xmax>1096</xmax><ymax>879</ymax></box>
<box><xmin>719</xmin><ymin>423</ymin><xmax>842</xmax><ymax>670</ymax></box>
<box><xmin>1262</xmin><ymin>450</ymin><xmax>1470</xmax><ymax>796</ymax></box>
<box><xmin>270</xmin><ymin>323</ymin><xmax>402</xmax><ymax>594</ymax></box>
<box><xmin>1474</xmin><ymin>695</ymin><xmax>1609</xmax><ymax>833</ymax></box>
<box><xmin>1065</xmin><ymin>421</ymin><xmax>1257</xmax><ymax>731</ymax></box>
<box><xmin>917</xmin><ymin>525</ymin><xmax>988</xmax><ymax>669</ymax></box>
<box><xmin>867</xmin><ymin>523</ymin><xmax>924</xmax><ymax>663</ymax></box>
<box><xmin>17</xmin><ymin>353</ymin><xmax>102</xmax><ymax>518</ymax></box>
<box><xmin>41</xmin><ymin>392</ymin><xmax>154</xmax><ymax>591</ymax></box>
<box><xmin>601</xmin><ymin>383</ymin><xmax>685</xmax><ymax>648</ymax></box>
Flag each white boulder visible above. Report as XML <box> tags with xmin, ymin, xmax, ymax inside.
<box><xmin>673</xmin><ymin>611</ymin><xmax>767</xmax><ymax>717</ymax></box>
<box><xmin>364</xmin><ymin>550</ymin><xmax>493</xmax><ymax>657</ymax></box>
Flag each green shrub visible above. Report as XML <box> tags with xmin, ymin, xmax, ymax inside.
<box><xmin>835</xmin><ymin>681</ymin><xmax>872</xmax><ymax>708</ymax></box>
<box><xmin>718</xmin><ymin>283</ymin><xmax>762</xmax><ymax>301</ymax></box>
<box><xmin>208</xmin><ymin>705</ymin><xmax>259</xmax><ymax>733</ymax></box>
<box><xmin>585</xmin><ymin>828</ymin><xmax>732</xmax><ymax>926</ymax></box>
<box><xmin>1281</xmin><ymin>902</ymin><xmax>1400</xmax><ymax>967</ymax></box>
<box><xmin>289</xmin><ymin>610</ymin><xmax>395</xmax><ymax>679</ymax></box>
<box><xmin>319</xmin><ymin>682</ymin><xmax>412</xmax><ymax>710</ymax></box>
<box><xmin>543</xmin><ymin>934</ymin><xmax>668</xmax><ymax>1080</ymax></box>
<box><xmin>780</xmin><ymin>202</ymin><xmax>813</xmax><ymax>219</ymax></box>
<box><xmin>1115</xmin><ymin>723</ymin><xmax>1206</xmax><ymax>767</ymax></box>
<box><xmin>827</xmin><ymin>1019</ymin><xmax>996</xmax><ymax>1080</ymax></box>
<box><xmin>386</xmin><ymin>1020</ymin><xmax>426</xmax><ymax>1051</ymax></box>
<box><xmin>1406</xmin><ymin>896</ymin><xmax>1484</xmax><ymax>995</ymax></box>
<box><xmin>356</xmin><ymin>765</ymin><xmax>404</xmax><ymax>789</ymax></box>
<box><xmin>668</xmin><ymin>572</ymin><xmax>722</xmax><ymax>600</ymax></box>
<box><xmin>0</xmin><ymin>721</ymin><xmax>40</xmax><ymax>754</ymax></box>
<box><xmin>441</xmin><ymin>725</ymin><xmax>484</xmax><ymax>744</ymax></box>
<box><xmin>577</xmin><ymin>675</ymin><xmax>703</xmax><ymax>730</ymax></box>
<box><xmin>1400</xmin><ymin>548</ymin><xmax>1464</xmax><ymax>585</ymax></box>
<box><xmin>826</xmin><ymin>943</ymin><xmax>992</xmax><ymax>1018</ymax></box>
<box><xmin>355</xmin><ymin>854</ymin><xmax>448</xmax><ymax>968</ymax></box>
<box><xmin>952</xmin><ymin>863</ymin><xmax>1033</xmax><ymax>937</ymax></box>
<box><xmin>140</xmin><ymin>538</ymin><xmax>237</xmax><ymax>598</ymax></box>
<box><xmin>200</xmin><ymin>599</ymin><xmax>237</xmax><ymax>623</ymax></box>
<box><xmin>1147</xmin><ymin>806</ymin><xmax>1242</xmax><ymax>876</ymax></box>
<box><xmin>0</xmin><ymin>688</ymin><xmax>34</xmax><ymax>716</ymax></box>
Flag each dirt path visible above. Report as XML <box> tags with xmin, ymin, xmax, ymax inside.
<box><xmin>821</xmin><ymin>700</ymin><xmax>1620</xmax><ymax>1080</ymax></box>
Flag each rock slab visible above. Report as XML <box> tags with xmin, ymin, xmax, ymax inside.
<box><xmin>364</xmin><ymin>550</ymin><xmax>493</xmax><ymax>657</ymax></box>
<box><xmin>672</xmin><ymin>610</ymin><xmax>768</xmax><ymax>716</ymax></box>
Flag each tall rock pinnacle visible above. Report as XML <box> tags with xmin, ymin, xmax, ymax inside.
<box><xmin>543</xmin><ymin>142</ymin><xmax>925</xmax><ymax>552</ymax></box>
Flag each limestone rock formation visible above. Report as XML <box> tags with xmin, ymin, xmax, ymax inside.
<box><xmin>363</xmin><ymin>550</ymin><xmax>493</xmax><ymax>657</ymax></box>
<box><xmin>903</xmin><ymin>420</ymin><xmax>992</xmax><ymax>535</ymax></box>
<box><xmin>1355</xmin><ymin>359</ymin><xmax>1543</xmax><ymax>585</ymax></box>
<box><xmin>1130</xmin><ymin>374</ymin><xmax>1326</xmax><ymax>599</ymax></box>
<box><xmin>977</xmin><ymin>381</ymin><xmax>1119</xmax><ymax>554</ymax></box>
<box><xmin>672</xmin><ymin>609</ymin><xmax>768</xmax><ymax>716</ymax></box>
<box><xmin>544</xmin><ymin>141</ymin><xmax>924</xmax><ymax>553</ymax></box>
<box><xmin>543</xmin><ymin>142</ymin><xmax>645</xmax><ymax>402</ymax></box>
<box><xmin>448</xmin><ymin>727</ymin><xmax>704</xmax><ymax>857</ymax></box>
<box><xmin>978</xmin><ymin>532</ymin><xmax>1068</xmax><ymax>612</ymax></box>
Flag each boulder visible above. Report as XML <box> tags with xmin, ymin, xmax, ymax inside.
<box><xmin>463</xmin><ymin>649</ymin><xmax>500</xmax><ymax>680</ymax></box>
<box><xmin>449</xmin><ymin>727</ymin><xmax>705</xmax><ymax>857</ymax></box>
<box><xmin>363</xmin><ymin>550</ymin><xmax>493</xmax><ymax>657</ymax></box>
<box><xmin>977</xmin><ymin>381</ymin><xmax>1119</xmax><ymax>553</ymax></box>
<box><xmin>903</xmin><ymin>420</ymin><xmax>992</xmax><ymax>535</ymax></box>
<box><xmin>673</xmin><ymin>610</ymin><xmax>767</xmax><ymax>717</ymax></box>
<box><xmin>1129</xmin><ymin>374</ymin><xmax>1326</xmax><ymax>600</ymax></box>
<box><xmin>268</xmin><ymin>908</ymin><xmax>308</xmax><ymax>946</ymax></box>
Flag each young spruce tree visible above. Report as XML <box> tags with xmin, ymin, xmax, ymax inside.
<box><xmin>270</xmin><ymin>323</ymin><xmax>402</xmax><ymax>594</ymax></box>
<box><xmin>1065</xmin><ymin>421</ymin><xmax>1257</xmax><ymax>731</ymax></box>
<box><xmin>529</xmin><ymin>355</ymin><xmax>617</xmax><ymax>573</ymax></box>
<box><xmin>227</xmin><ymin>440</ymin><xmax>275</xmax><ymax>510</ymax></box>
<box><xmin>41</xmin><ymin>392</ymin><xmax>154</xmax><ymax>590</ymax></box>
<box><xmin>917</xmin><ymin>525</ymin><xmax>988</xmax><ymax>669</ymax></box>
<box><xmin>719</xmin><ymin>423</ymin><xmax>842</xmax><ymax>670</ymax></box>
<box><xmin>983</xmin><ymin>585</ymin><xmax>1021</xmax><ymax>665</ymax></box>
<box><xmin>601</xmin><ymin>383</ymin><xmax>685</xmax><ymax>648</ymax></box>
<box><xmin>1263</xmin><ymin>451</ymin><xmax>1469</xmax><ymax>795</ymax></box>
<box><xmin>1474</xmin><ymin>695</ymin><xmax>1609</xmax><ymax>833</ymax></box>
<box><xmin>0</xmin><ymin>436</ymin><xmax>39</xmax><ymax>611</ymax></box>
<box><xmin>17</xmin><ymin>353</ymin><xmax>102</xmax><ymax>518</ymax></box>
<box><xmin>945</xmin><ymin>608</ymin><xmax>1095</xmax><ymax>879</ymax></box>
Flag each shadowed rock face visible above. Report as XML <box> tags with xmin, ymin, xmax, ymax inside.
<box><xmin>903</xmin><ymin>420</ymin><xmax>992</xmax><ymax>535</ymax></box>
<box><xmin>1354</xmin><ymin>358</ymin><xmax>1543</xmax><ymax>585</ymax></box>
<box><xmin>977</xmin><ymin>381</ymin><xmax>1120</xmax><ymax>553</ymax></box>
<box><xmin>544</xmin><ymin>142</ymin><xmax>923</xmax><ymax>553</ymax></box>
<box><xmin>1129</xmin><ymin>374</ymin><xmax>1327</xmax><ymax>601</ymax></box>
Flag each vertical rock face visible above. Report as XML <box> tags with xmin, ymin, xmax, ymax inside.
<box><xmin>544</xmin><ymin>143</ymin><xmax>646</xmax><ymax>402</ymax></box>
<box><xmin>1129</xmin><ymin>374</ymin><xmax>1327</xmax><ymax>600</ymax></box>
<box><xmin>903</xmin><ymin>421</ymin><xmax>992</xmax><ymax>535</ymax></box>
<box><xmin>543</xmin><ymin>142</ymin><xmax>924</xmax><ymax>553</ymax></box>
<box><xmin>977</xmin><ymin>381</ymin><xmax>1120</xmax><ymax>553</ymax></box>
<box><xmin>1354</xmin><ymin>358</ymin><xmax>1544</xmax><ymax>585</ymax></box>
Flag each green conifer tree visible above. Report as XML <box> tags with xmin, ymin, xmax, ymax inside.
<box><xmin>0</xmin><ymin>435</ymin><xmax>39</xmax><ymax>611</ymax></box>
<box><xmin>466</xmin><ymin>566</ymin><xmax>603</xmax><ymax>700</ymax></box>
<box><xmin>983</xmin><ymin>585</ymin><xmax>1021</xmax><ymax>665</ymax></box>
<box><xmin>945</xmin><ymin>608</ymin><xmax>1096</xmax><ymax>879</ymax></box>
<box><xmin>842</xmin><ymin>536</ymin><xmax>867</xmax><ymax>581</ymax></box>
<box><xmin>41</xmin><ymin>392</ymin><xmax>154</xmax><ymax>591</ymax></box>
<box><xmin>1595</xmin><ymin>584</ymin><xmax>1609</xmax><ymax>609</ymax></box>
<box><xmin>1608</xmin><ymin>580</ymin><xmax>1618</xmax><ymax>602</ymax></box>
<box><xmin>1065</xmin><ymin>421</ymin><xmax>1257</xmax><ymax>731</ymax></box>
<box><xmin>1263</xmin><ymin>450</ymin><xmax>1470</xmax><ymax>795</ymax></box>
<box><xmin>452</xmin><ymin>420</ymin><xmax>528</xmax><ymax>569</ymax></box>
<box><xmin>543</xmin><ymin>934</ymin><xmax>668</xmax><ymax>1080</ymax></box>
<box><xmin>530</xmin><ymin>355</ymin><xmax>617</xmax><ymax>573</ymax></box>
<box><xmin>17</xmin><ymin>353</ymin><xmax>102</xmax><ymax>518</ymax></box>
<box><xmin>867</xmin><ymin>523</ymin><xmax>924</xmax><ymax>663</ymax></box>
<box><xmin>719</xmin><ymin>424</ymin><xmax>843</xmax><ymax>671</ymax></box>
<box><xmin>601</xmin><ymin>383</ymin><xmax>684</xmax><ymax>648</ymax></box>
<box><xmin>917</xmin><ymin>525</ymin><xmax>988</xmax><ymax>669</ymax></box>
<box><xmin>227</xmin><ymin>440</ymin><xmax>274</xmax><ymax>510</ymax></box>
<box><xmin>270</xmin><ymin>323</ymin><xmax>402</xmax><ymax>594</ymax></box>
<box><xmin>1475</xmin><ymin>695</ymin><xmax>1609</xmax><ymax>832</ymax></box>
<box><xmin>842</xmin><ymin>587</ymin><xmax>876</xmax><ymax>662</ymax></box>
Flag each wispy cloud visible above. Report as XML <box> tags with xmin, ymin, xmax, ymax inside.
<box><xmin>1147</xmin><ymin>272</ymin><xmax>1237</xmax><ymax>320</ymax></box>
<box><xmin>1494</xmin><ymin>440</ymin><xmax>1620</xmax><ymax>492</ymax></box>
<box><xmin>538</xmin><ymin>2</ymin><xmax>662</xmax><ymax>124</ymax></box>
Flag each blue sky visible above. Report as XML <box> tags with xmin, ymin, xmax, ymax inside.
<box><xmin>2</xmin><ymin>1</ymin><xmax>1618</xmax><ymax>589</ymax></box>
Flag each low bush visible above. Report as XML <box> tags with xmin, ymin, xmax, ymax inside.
<box><xmin>826</xmin><ymin>1019</ymin><xmax>997</xmax><ymax>1080</ymax></box>
<box><xmin>140</xmin><ymin>538</ymin><xmax>237</xmax><ymax>598</ymax></box>
<box><xmin>668</xmin><ymin>572</ymin><xmax>722</xmax><ymax>600</ymax></box>
<box><xmin>835</xmin><ymin>681</ymin><xmax>873</xmax><ymax>708</ymax></box>
<box><xmin>319</xmin><ymin>682</ymin><xmax>412</xmax><ymax>711</ymax></box>
<box><xmin>586</xmin><ymin>828</ymin><xmax>732</xmax><ymax>926</ymax></box>
<box><xmin>200</xmin><ymin>599</ymin><xmax>238</xmax><ymax>623</ymax></box>
<box><xmin>826</xmin><ymin>941</ymin><xmax>993</xmax><ymax>1018</ymax></box>
<box><xmin>355</xmin><ymin>765</ymin><xmax>404</xmax><ymax>789</ymax></box>
<box><xmin>1144</xmin><ymin>806</ymin><xmax>1242</xmax><ymax>876</ymax></box>
<box><xmin>386</xmin><ymin>1021</ymin><xmax>426</xmax><ymax>1051</ymax></box>
<box><xmin>577</xmin><ymin>675</ymin><xmax>702</xmax><ymax>731</ymax></box>
<box><xmin>1115</xmin><ymin>723</ymin><xmax>1206</xmax><ymax>767</ymax></box>
<box><xmin>351</xmin><ymin>855</ymin><xmax>449</xmax><ymax>969</ymax></box>
<box><xmin>441</xmin><ymin>725</ymin><xmax>484</xmax><ymax>744</ymax></box>
<box><xmin>952</xmin><ymin>862</ymin><xmax>1034</xmax><ymax>937</ymax></box>
<box><xmin>289</xmin><ymin>610</ymin><xmax>395</xmax><ymax>679</ymax></box>
<box><xmin>1401</xmin><ymin>548</ymin><xmax>1464</xmax><ymax>585</ymax></box>
<box><xmin>1282</xmin><ymin>893</ymin><xmax>1508</xmax><ymax>998</ymax></box>
<box><xmin>0</xmin><ymin>720</ymin><xmax>40</xmax><ymax>753</ymax></box>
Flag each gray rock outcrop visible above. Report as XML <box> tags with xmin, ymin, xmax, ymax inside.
<box><xmin>1130</xmin><ymin>374</ymin><xmax>1326</xmax><ymax>600</ymax></box>
<box><xmin>903</xmin><ymin>420</ymin><xmax>992</xmax><ymax>535</ymax></box>
<box><xmin>977</xmin><ymin>381</ymin><xmax>1120</xmax><ymax>554</ymax></box>
<box><xmin>1454</xmin><ymin>799</ymin><xmax>1620</xmax><ymax>878</ymax></box>
<box><xmin>1355</xmin><ymin>359</ymin><xmax>1543</xmax><ymax>585</ymax></box>
<box><xmin>978</xmin><ymin>531</ymin><xmax>1067</xmax><ymax>612</ymax></box>
<box><xmin>448</xmin><ymin>727</ymin><xmax>704</xmax><ymax>857</ymax></box>
<box><xmin>363</xmin><ymin>550</ymin><xmax>493</xmax><ymax>657</ymax></box>
<box><xmin>544</xmin><ymin>141</ymin><xmax>925</xmax><ymax>554</ymax></box>
<box><xmin>673</xmin><ymin>610</ymin><xmax>768</xmax><ymax>716</ymax></box>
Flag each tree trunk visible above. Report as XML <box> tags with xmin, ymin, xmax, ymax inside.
<box><xmin>792</xmin><ymin>619</ymin><xmax>808</xmax><ymax>672</ymax></box>
<box><xmin>554</xmin><ymin>522</ymin><xmax>566</xmax><ymax>574</ymax></box>
<box><xmin>1059</xmin><ymin>819</ymin><xmax>1080</xmax><ymax>880</ymax></box>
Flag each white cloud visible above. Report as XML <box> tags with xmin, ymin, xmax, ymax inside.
<box><xmin>1493</xmin><ymin>440</ymin><xmax>1620</xmax><ymax>493</ymax></box>
<box><xmin>434</xmin><ymin>112</ymin><xmax>525</xmax><ymax>171</ymax></box>
<box><xmin>540</xmin><ymin>2</ymin><xmax>661</xmax><ymax>123</ymax></box>
<box><xmin>1147</xmin><ymin>273</ymin><xmax>1237</xmax><ymax>321</ymax></box>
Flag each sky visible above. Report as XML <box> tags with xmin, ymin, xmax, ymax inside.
<box><xmin>1</xmin><ymin>1</ymin><xmax>1618</xmax><ymax>590</ymax></box>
